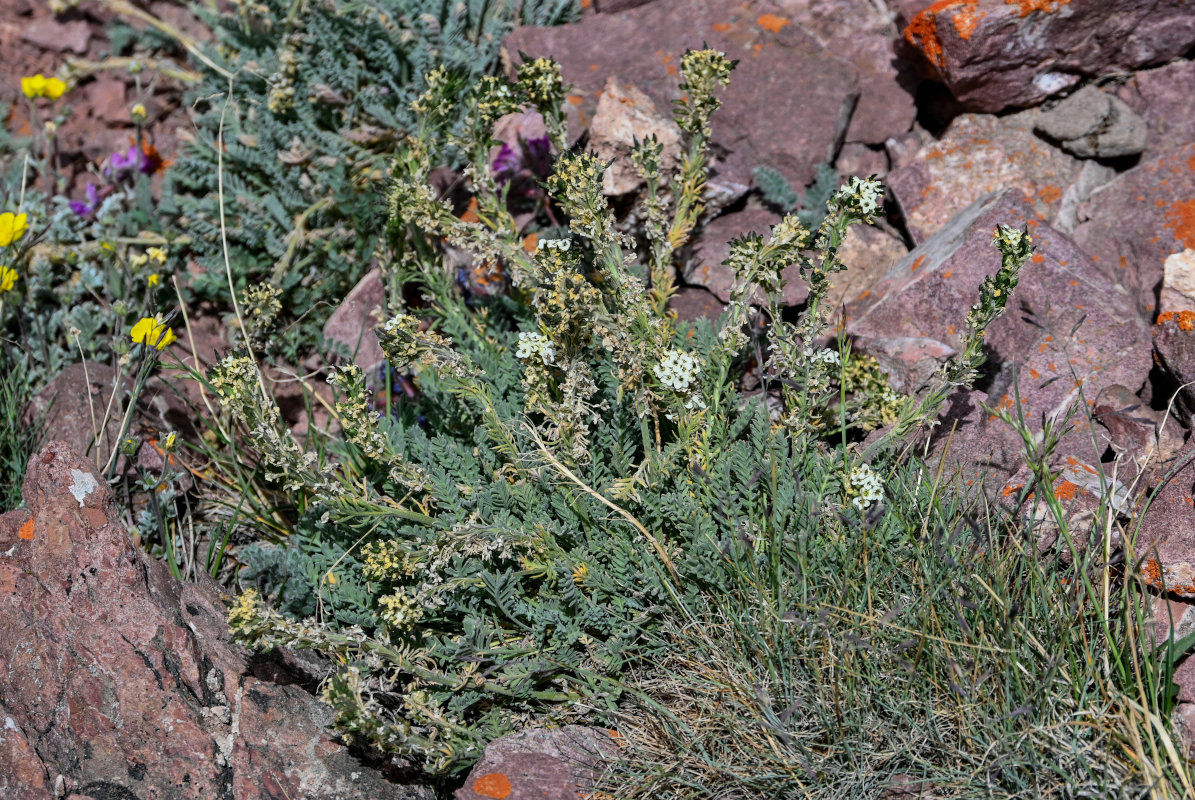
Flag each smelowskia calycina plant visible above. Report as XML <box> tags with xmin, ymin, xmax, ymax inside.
<box><xmin>215</xmin><ymin>48</ymin><xmax>1034</xmax><ymax>776</ymax></box>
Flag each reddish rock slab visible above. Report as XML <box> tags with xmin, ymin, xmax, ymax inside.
<box><xmin>685</xmin><ymin>203</ymin><xmax>809</xmax><ymax>307</ymax></box>
<box><xmin>827</xmin><ymin>222</ymin><xmax>909</xmax><ymax>315</ymax></box>
<box><xmin>24</xmin><ymin>362</ymin><xmax>132</xmax><ymax>473</ymax></box>
<box><xmin>887</xmin><ymin>111</ymin><xmax>1081</xmax><ymax>244</ymax></box>
<box><xmin>589</xmin><ymin>77</ymin><xmax>683</xmax><ymax>196</ymax></box>
<box><xmin>19</xmin><ymin>16</ymin><xmax>90</xmax><ymax>54</ymax></box>
<box><xmin>668</xmin><ymin>285</ymin><xmax>726</xmax><ymax>324</ymax></box>
<box><xmin>323</xmin><ymin>266</ymin><xmax>388</xmax><ymax>375</ymax></box>
<box><xmin>847</xmin><ymin>189</ymin><xmax>1151</xmax><ymax>494</ymax></box>
<box><xmin>1134</xmin><ymin>438</ymin><xmax>1195</xmax><ymax>598</ymax></box>
<box><xmin>1073</xmin><ymin>144</ymin><xmax>1195</xmax><ymax>322</ymax></box>
<box><xmin>0</xmin><ymin>441</ymin><xmax>432</xmax><ymax>800</ymax></box>
<box><xmin>504</xmin><ymin>0</ymin><xmax>860</xmax><ymax>190</ymax></box>
<box><xmin>901</xmin><ymin>0</ymin><xmax>1195</xmax><ymax>112</ymax></box>
<box><xmin>1118</xmin><ymin>59</ymin><xmax>1195</xmax><ymax>163</ymax></box>
<box><xmin>455</xmin><ymin>726</ymin><xmax>619</xmax><ymax>800</ymax></box>
<box><xmin>0</xmin><ymin>699</ymin><xmax>54</xmax><ymax>800</ymax></box>
<box><xmin>1152</xmin><ymin>310</ymin><xmax>1195</xmax><ymax>412</ymax></box>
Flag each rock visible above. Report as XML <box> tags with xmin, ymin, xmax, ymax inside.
<box><xmin>1153</xmin><ymin>310</ymin><xmax>1195</xmax><ymax>412</ymax></box>
<box><xmin>1091</xmin><ymin>383</ymin><xmax>1185</xmax><ymax>481</ymax></box>
<box><xmin>0</xmin><ymin>441</ymin><xmax>433</xmax><ymax>800</ymax></box>
<box><xmin>1162</xmin><ymin>250</ymin><xmax>1195</xmax><ymax>315</ymax></box>
<box><xmin>589</xmin><ymin>77</ymin><xmax>683</xmax><ymax>196</ymax></box>
<box><xmin>668</xmin><ymin>285</ymin><xmax>726</xmax><ymax>324</ymax></box>
<box><xmin>827</xmin><ymin>223</ymin><xmax>909</xmax><ymax>314</ymax></box>
<box><xmin>836</xmin><ymin>142</ymin><xmax>888</xmax><ymax>180</ymax></box>
<box><xmin>19</xmin><ymin>17</ymin><xmax>90</xmax><ymax>54</ymax></box>
<box><xmin>685</xmin><ymin>204</ymin><xmax>809</xmax><ymax>307</ymax></box>
<box><xmin>0</xmin><ymin>699</ymin><xmax>54</xmax><ymax>800</ymax></box>
<box><xmin>455</xmin><ymin>726</ymin><xmax>619</xmax><ymax>800</ymax></box>
<box><xmin>1073</xmin><ymin>144</ymin><xmax>1195</xmax><ymax>321</ymax></box>
<box><xmin>885</xmin><ymin>129</ymin><xmax>926</xmax><ymax>171</ymax></box>
<box><xmin>900</xmin><ymin>0</ymin><xmax>1195</xmax><ymax>112</ymax></box>
<box><xmin>1151</xmin><ymin>595</ymin><xmax>1195</xmax><ymax>650</ymax></box>
<box><xmin>846</xmin><ymin>190</ymin><xmax>1151</xmax><ymax>496</ymax></box>
<box><xmin>1033</xmin><ymin>85</ymin><xmax>1147</xmax><ymax>159</ymax></box>
<box><xmin>887</xmin><ymin>111</ymin><xmax>1081</xmax><ymax>244</ymax></box>
<box><xmin>86</xmin><ymin>77</ymin><xmax>129</xmax><ymax>126</ymax></box>
<box><xmin>596</xmin><ymin>0</ymin><xmax>656</xmax><ymax>10</ymax></box>
<box><xmin>1136</xmin><ymin>438</ymin><xmax>1195</xmax><ymax>598</ymax></box>
<box><xmin>1051</xmin><ymin>160</ymin><xmax>1117</xmax><ymax>235</ymax></box>
<box><xmin>24</xmin><ymin>362</ymin><xmax>131</xmax><ymax>473</ymax></box>
<box><xmin>1118</xmin><ymin>59</ymin><xmax>1195</xmax><ymax>162</ymax></box>
<box><xmin>323</xmin><ymin>266</ymin><xmax>387</xmax><ymax>375</ymax></box>
<box><xmin>772</xmin><ymin>0</ymin><xmax>918</xmax><ymax>146</ymax></box>
<box><xmin>504</xmin><ymin>0</ymin><xmax>860</xmax><ymax>191</ymax></box>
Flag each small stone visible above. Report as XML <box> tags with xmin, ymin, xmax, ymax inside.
<box><xmin>323</xmin><ymin>267</ymin><xmax>387</xmax><ymax>374</ymax></box>
<box><xmin>1162</xmin><ymin>249</ymin><xmax>1195</xmax><ymax>314</ymax></box>
<box><xmin>589</xmin><ymin>77</ymin><xmax>682</xmax><ymax>196</ymax></box>
<box><xmin>1033</xmin><ymin>85</ymin><xmax>1147</xmax><ymax>159</ymax></box>
<box><xmin>20</xmin><ymin>18</ymin><xmax>91</xmax><ymax>54</ymax></box>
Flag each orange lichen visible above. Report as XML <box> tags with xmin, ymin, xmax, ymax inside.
<box><xmin>1005</xmin><ymin>0</ymin><xmax>1071</xmax><ymax>16</ymax></box>
<box><xmin>952</xmin><ymin>5</ymin><xmax>986</xmax><ymax>39</ymax></box>
<box><xmin>1053</xmin><ymin>481</ymin><xmax>1079</xmax><ymax>501</ymax></box>
<box><xmin>943</xmin><ymin>269</ymin><xmax>952</xmax><ymax>278</ymax></box>
<box><xmin>523</xmin><ymin>233</ymin><xmax>539</xmax><ymax>253</ymax></box>
<box><xmin>567</xmin><ymin>94</ymin><xmax>584</xmax><ymax>106</ymax></box>
<box><xmin>18</xmin><ymin>518</ymin><xmax>34</xmax><ymax>540</ymax></box>
<box><xmin>903</xmin><ymin>1</ymin><xmax>979</xmax><ymax>69</ymax></box>
<box><xmin>1157</xmin><ymin>310</ymin><xmax>1195</xmax><ymax>331</ymax></box>
<box><xmin>472</xmin><ymin>773</ymin><xmax>513</xmax><ymax>799</ymax></box>
<box><xmin>756</xmin><ymin>13</ymin><xmax>790</xmax><ymax>32</ymax></box>
<box><xmin>1143</xmin><ymin>557</ymin><xmax>1163</xmax><ymax>588</ymax></box>
<box><xmin>1164</xmin><ymin>198</ymin><xmax>1195</xmax><ymax>249</ymax></box>
<box><xmin>1038</xmin><ymin>184</ymin><xmax>1062</xmax><ymax>203</ymax></box>
<box><xmin>1002</xmin><ymin>483</ymin><xmax>1023</xmax><ymax>497</ymax></box>
<box><xmin>712</xmin><ymin>22</ymin><xmax>733</xmax><ymax>32</ymax></box>
<box><xmin>1029</xmin><ymin>368</ymin><xmax>1039</xmax><ymax>379</ymax></box>
<box><xmin>1031</xmin><ymin>254</ymin><xmax>1044</xmax><ymax>263</ymax></box>
<box><xmin>912</xmin><ymin>254</ymin><xmax>926</xmax><ymax>271</ymax></box>
<box><xmin>460</xmin><ymin>196</ymin><xmax>480</xmax><ymax>224</ymax></box>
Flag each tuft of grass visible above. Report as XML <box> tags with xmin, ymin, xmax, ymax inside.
<box><xmin>0</xmin><ymin>351</ymin><xmax>40</xmax><ymax>511</ymax></box>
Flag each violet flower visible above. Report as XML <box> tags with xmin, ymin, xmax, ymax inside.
<box><xmin>492</xmin><ymin>135</ymin><xmax>552</xmax><ymax>203</ymax></box>
<box><xmin>69</xmin><ymin>182</ymin><xmax>100</xmax><ymax>217</ymax></box>
<box><xmin>107</xmin><ymin>145</ymin><xmax>150</xmax><ymax>178</ymax></box>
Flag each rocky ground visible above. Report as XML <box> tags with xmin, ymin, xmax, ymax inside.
<box><xmin>3</xmin><ymin>0</ymin><xmax>1195</xmax><ymax>797</ymax></box>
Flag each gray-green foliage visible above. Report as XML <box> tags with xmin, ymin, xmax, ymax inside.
<box><xmin>173</xmin><ymin>0</ymin><xmax>578</xmax><ymax>358</ymax></box>
<box><xmin>754</xmin><ymin>161</ymin><xmax>840</xmax><ymax>228</ymax></box>
<box><xmin>217</xmin><ymin>49</ymin><xmax>1031</xmax><ymax>777</ymax></box>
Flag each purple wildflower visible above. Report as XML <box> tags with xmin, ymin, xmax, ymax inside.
<box><xmin>492</xmin><ymin>135</ymin><xmax>553</xmax><ymax>203</ymax></box>
<box><xmin>107</xmin><ymin>145</ymin><xmax>150</xmax><ymax>178</ymax></box>
<box><xmin>69</xmin><ymin>182</ymin><xmax>101</xmax><ymax>217</ymax></box>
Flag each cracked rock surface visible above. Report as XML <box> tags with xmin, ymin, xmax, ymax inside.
<box><xmin>0</xmin><ymin>440</ymin><xmax>431</xmax><ymax>800</ymax></box>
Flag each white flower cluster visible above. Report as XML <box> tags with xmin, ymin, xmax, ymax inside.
<box><xmin>807</xmin><ymin>347</ymin><xmax>841</xmax><ymax>366</ymax></box>
<box><xmin>839</xmin><ymin>176</ymin><xmax>884</xmax><ymax>217</ymax></box>
<box><xmin>515</xmin><ymin>331</ymin><xmax>556</xmax><ymax>365</ymax></box>
<box><xmin>653</xmin><ymin>348</ymin><xmax>701</xmax><ymax>392</ymax></box>
<box><xmin>849</xmin><ymin>462</ymin><xmax>884</xmax><ymax>511</ymax></box>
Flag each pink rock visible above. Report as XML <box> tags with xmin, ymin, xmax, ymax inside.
<box><xmin>1073</xmin><ymin>144</ymin><xmax>1195</xmax><ymax>322</ymax></box>
<box><xmin>668</xmin><ymin>285</ymin><xmax>726</xmax><ymax>323</ymax></box>
<box><xmin>323</xmin><ymin>267</ymin><xmax>388</xmax><ymax>374</ymax></box>
<box><xmin>827</xmin><ymin>223</ymin><xmax>909</xmax><ymax>316</ymax></box>
<box><xmin>1136</xmin><ymin>437</ymin><xmax>1195</xmax><ymax>599</ymax></box>
<box><xmin>901</xmin><ymin>0</ymin><xmax>1195</xmax><ymax>112</ymax></box>
<box><xmin>0</xmin><ymin>441</ymin><xmax>432</xmax><ymax>800</ymax></box>
<box><xmin>836</xmin><ymin>142</ymin><xmax>888</xmax><ymax>180</ymax></box>
<box><xmin>1119</xmin><ymin>59</ymin><xmax>1195</xmax><ymax>163</ymax></box>
<box><xmin>847</xmin><ymin>190</ymin><xmax>1151</xmax><ymax>494</ymax></box>
<box><xmin>887</xmin><ymin>111</ymin><xmax>1081</xmax><ymax>244</ymax></box>
<box><xmin>455</xmin><ymin>726</ymin><xmax>619</xmax><ymax>800</ymax></box>
<box><xmin>24</xmin><ymin>362</ymin><xmax>131</xmax><ymax>473</ymax></box>
<box><xmin>19</xmin><ymin>17</ymin><xmax>91</xmax><ymax>54</ymax></box>
<box><xmin>589</xmin><ymin>77</ymin><xmax>682</xmax><ymax>195</ymax></box>
<box><xmin>86</xmin><ymin>77</ymin><xmax>129</xmax><ymax>125</ymax></box>
<box><xmin>504</xmin><ymin>0</ymin><xmax>860</xmax><ymax>190</ymax></box>
<box><xmin>685</xmin><ymin>204</ymin><xmax>809</xmax><ymax>307</ymax></box>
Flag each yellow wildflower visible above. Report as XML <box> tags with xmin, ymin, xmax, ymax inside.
<box><xmin>146</xmin><ymin>246</ymin><xmax>167</xmax><ymax>265</ymax></box>
<box><xmin>161</xmin><ymin>431</ymin><xmax>177</xmax><ymax>452</ymax></box>
<box><xmin>147</xmin><ymin>273</ymin><xmax>160</xmax><ymax>288</ymax></box>
<box><xmin>21</xmin><ymin>74</ymin><xmax>66</xmax><ymax>100</ymax></box>
<box><xmin>131</xmin><ymin>316</ymin><xmax>177</xmax><ymax>350</ymax></box>
<box><xmin>130</xmin><ymin>102</ymin><xmax>147</xmax><ymax>123</ymax></box>
<box><xmin>130</xmin><ymin>252</ymin><xmax>149</xmax><ymax>268</ymax></box>
<box><xmin>0</xmin><ymin>265</ymin><xmax>17</xmax><ymax>293</ymax></box>
<box><xmin>0</xmin><ymin>212</ymin><xmax>28</xmax><ymax>247</ymax></box>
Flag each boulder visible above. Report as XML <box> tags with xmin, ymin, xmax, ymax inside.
<box><xmin>19</xmin><ymin>17</ymin><xmax>91</xmax><ymax>55</ymax></box>
<box><xmin>1117</xmin><ymin>59</ymin><xmax>1195</xmax><ymax>163</ymax></box>
<box><xmin>589</xmin><ymin>77</ymin><xmax>683</xmax><ymax>196</ymax></box>
<box><xmin>1135</xmin><ymin>438</ymin><xmax>1195</xmax><ymax>598</ymax></box>
<box><xmin>901</xmin><ymin>0</ymin><xmax>1195</xmax><ymax>112</ymax></box>
<box><xmin>0</xmin><ymin>441</ymin><xmax>433</xmax><ymax>800</ymax></box>
<box><xmin>1033</xmin><ymin>85</ymin><xmax>1147</xmax><ymax>159</ymax></box>
<box><xmin>1073</xmin><ymin>144</ymin><xmax>1195</xmax><ymax>321</ymax></box>
<box><xmin>887</xmin><ymin>111</ymin><xmax>1081</xmax><ymax>244</ymax></box>
<box><xmin>1153</xmin><ymin>310</ymin><xmax>1195</xmax><ymax>412</ymax></box>
<box><xmin>827</xmin><ymin>223</ymin><xmax>909</xmax><ymax>315</ymax></box>
<box><xmin>24</xmin><ymin>363</ymin><xmax>131</xmax><ymax>473</ymax></box>
<box><xmin>455</xmin><ymin>726</ymin><xmax>619</xmax><ymax>800</ymax></box>
<box><xmin>847</xmin><ymin>190</ymin><xmax>1151</xmax><ymax>496</ymax></box>
<box><xmin>667</xmin><ymin>285</ymin><xmax>726</xmax><ymax>324</ymax></box>
<box><xmin>504</xmin><ymin>0</ymin><xmax>861</xmax><ymax>191</ymax></box>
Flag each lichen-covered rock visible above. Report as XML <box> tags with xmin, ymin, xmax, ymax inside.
<box><xmin>887</xmin><ymin>111</ymin><xmax>1081</xmax><ymax>243</ymax></box>
<box><xmin>1153</xmin><ymin>310</ymin><xmax>1195</xmax><ymax>410</ymax></box>
<box><xmin>589</xmin><ymin>77</ymin><xmax>682</xmax><ymax>196</ymax></box>
<box><xmin>846</xmin><ymin>190</ymin><xmax>1150</xmax><ymax>495</ymax></box>
<box><xmin>1117</xmin><ymin>59</ymin><xmax>1195</xmax><ymax>162</ymax></box>
<box><xmin>1136</xmin><ymin>438</ymin><xmax>1195</xmax><ymax>598</ymax></box>
<box><xmin>455</xmin><ymin>726</ymin><xmax>619</xmax><ymax>800</ymax></box>
<box><xmin>504</xmin><ymin>0</ymin><xmax>861</xmax><ymax>191</ymax></box>
<box><xmin>1073</xmin><ymin>144</ymin><xmax>1195</xmax><ymax>321</ymax></box>
<box><xmin>0</xmin><ymin>441</ymin><xmax>432</xmax><ymax>800</ymax></box>
<box><xmin>901</xmin><ymin>0</ymin><xmax>1195</xmax><ymax>112</ymax></box>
